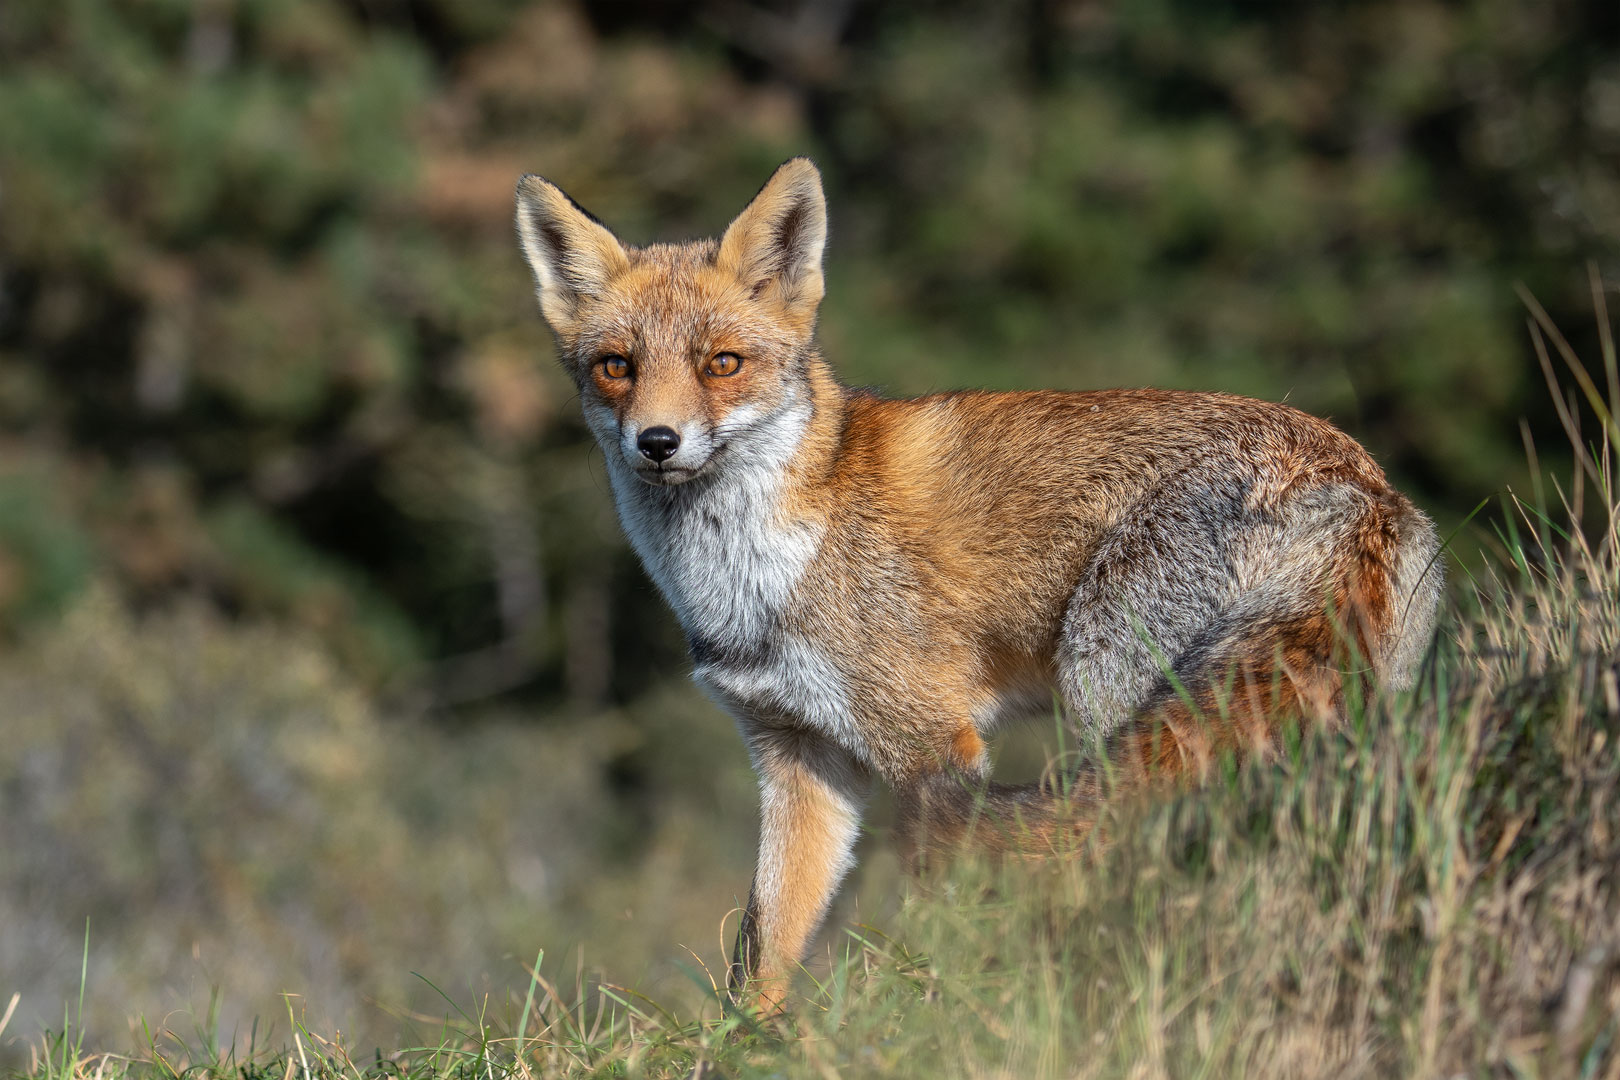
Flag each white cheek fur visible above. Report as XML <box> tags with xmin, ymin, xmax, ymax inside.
<box><xmin>604</xmin><ymin>396</ymin><xmax>818</xmax><ymax>648</ymax></box>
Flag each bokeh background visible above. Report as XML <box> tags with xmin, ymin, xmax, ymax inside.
<box><xmin>3</xmin><ymin>0</ymin><xmax>1619</xmax><ymax>1057</ymax></box>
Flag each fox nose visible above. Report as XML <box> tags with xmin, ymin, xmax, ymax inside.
<box><xmin>637</xmin><ymin>426</ymin><xmax>681</xmax><ymax>463</ymax></box>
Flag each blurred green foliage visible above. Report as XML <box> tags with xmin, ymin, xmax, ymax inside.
<box><xmin>2</xmin><ymin>0</ymin><xmax>1617</xmax><ymax>696</ymax></box>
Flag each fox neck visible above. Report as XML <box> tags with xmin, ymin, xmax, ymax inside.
<box><xmin>604</xmin><ymin>354</ymin><xmax>846</xmax><ymax>652</ymax></box>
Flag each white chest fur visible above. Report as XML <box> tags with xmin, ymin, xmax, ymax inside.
<box><xmin>608</xmin><ymin>454</ymin><xmax>820</xmax><ymax>648</ymax></box>
<box><xmin>599</xmin><ymin>403</ymin><xmax>866</xmax><ymax>758</ymax></box>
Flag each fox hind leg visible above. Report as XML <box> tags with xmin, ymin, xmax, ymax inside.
<box><xmin>1055</xmin><ymin>484</ymin><xmax>1248</xmax><ymax>738</ymax></box>
<box><xmin>891</xmin><ymin>484</ymin><xmax>1439</xmax><ymax>864</ymax></box>
<box><xmin>1057</xmin><ymin>482</ymin><xmax>1421</xmax><ymax>782</ymax></box>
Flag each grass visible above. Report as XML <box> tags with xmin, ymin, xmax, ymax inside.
<box><xmin>16</xmin><ymin>585</ymin><xmax>1617</xmax><ymax>1077</ymax></box>
<box><xmin>9</xmin><ymin>297</ymin><xmax>1620</xmax><ymax>1078</ymax></box>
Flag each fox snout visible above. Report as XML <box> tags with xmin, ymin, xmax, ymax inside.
<box><xmin>637</xmin><ymin>426</ymin><xmax>680</xmax><ymax>462</ymax></box>
<box><xmin>608</xmin><ymin>413</ymin><xmax>717</xmax><ymax>485</ymax></box>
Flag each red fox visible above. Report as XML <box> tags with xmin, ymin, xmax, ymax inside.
<box><xmin>514</xmin><ymin>158</ymin><xmax>1443</xmax><ymax>1012</ymax></box>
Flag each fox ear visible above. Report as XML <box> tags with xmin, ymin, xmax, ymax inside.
<box><xmin>718</xmin><ymin>158</ymin><xmax>827</xmax><ymax>327</ymax></box>
<box><xmin>515</xmin><ymin>175</ymin><xmax>630</xmax><ymax>335</ymax></box>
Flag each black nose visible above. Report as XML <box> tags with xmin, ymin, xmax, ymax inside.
<box><xmin>637</xmin><ymin>426</ymin><xmax>681</xmax><ymax>463</ymax></box>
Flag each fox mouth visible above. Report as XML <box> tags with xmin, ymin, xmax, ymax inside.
<box><xmin>630</xmin><ymin>438</ymin><xmax>729</xmax><ymax>485</ymax></box>
<box><xmin>633</xmin><ymin>463</ymin><xmax>701</xmax><ymax>486</ymax></box>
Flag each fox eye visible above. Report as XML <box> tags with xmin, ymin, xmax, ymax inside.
<box><xmin>599</xmin><ymin>355</ymin><xmax>630</xmax><ymax>379</ymax></box>
<box><xmin>707</xmin><ymin>352</ymin><xmax>742</xmax><ymax>377</ymax></box>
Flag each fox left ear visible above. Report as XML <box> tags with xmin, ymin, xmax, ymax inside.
<box><xmin>515</xmin><ymin>174</ymin><xmax>631</xmax><ymax>337</ymax></box>
<box><xmin>718</xmin><ymin>158</ymin><xmax>827</xmax><ymax>330</ymax></box>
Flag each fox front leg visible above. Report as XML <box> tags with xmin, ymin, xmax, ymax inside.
<box><xmin>729</xmin><ymin>730</ymin><xmax>868</xmax><ymax>1012</ymax></box>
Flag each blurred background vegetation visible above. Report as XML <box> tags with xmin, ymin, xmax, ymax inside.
<box><xmin>2</xmin><ymin>0</ymin><xmax>1619</xmax><ymax>1058</ymax></box>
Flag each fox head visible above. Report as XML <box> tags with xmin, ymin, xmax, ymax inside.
<box><xmin>515</xmin><ymin>158</ymin><xmax>828</xmax><ymax>486</ymax></box>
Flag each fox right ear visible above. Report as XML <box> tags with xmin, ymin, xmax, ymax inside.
<box><xmin>718</xmin><ymin>158</ymin><xmax>827</xmax><ymax>334</ymax></box>
<box><xmin>514</xmin><ymin>175</ymin><xmax>630</xmax><ymax>335</ymax></box>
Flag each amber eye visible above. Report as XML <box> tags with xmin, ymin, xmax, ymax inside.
<box><xmin>600</xmin><ymin>355</ymin><xmax>630</xmax><ymax>379</ymax></box>
<box><xmin>707</xmin><ymin>352</ymin><xmax>742</xmax><ymax>377</ymax></box>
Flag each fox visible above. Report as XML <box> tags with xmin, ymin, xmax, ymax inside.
<box><xmin>513</xmin><ymin>157</ymin><xmax>1444</xmax><ymax>1013</ymax></box>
